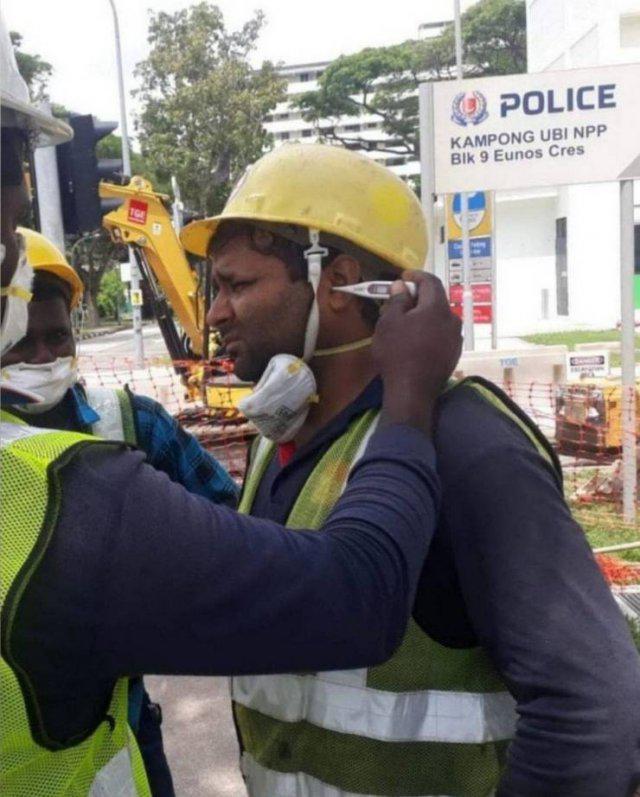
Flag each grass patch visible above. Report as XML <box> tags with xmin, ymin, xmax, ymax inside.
<box><xmin>522</xmin><ymin>328</ymin><xmax>640</xmax><ymax>350</ymax></box>
<box><xmin>565</xmin><ymin>469</ymin><xmax>640</xmax><ymax>563</ymax></box>
<box><xmin>573</xmin><ymin>504</ymin><xmax>640</xmax><ymax>563</ymax></box>
<box><xmin>628</xmin><ymin>617</ymin><xmax>640</xmax><ymax>654</ymax></box>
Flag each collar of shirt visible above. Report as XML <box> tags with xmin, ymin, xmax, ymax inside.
<box><xmin>44</xmin><ymin>383</ymin><xmax>100</xmax><ymax>430</ymax></box>
<box><xmin>70</xmin><ymin>384</ymin><xmax>101</xmax><ymax>427</ymax></box>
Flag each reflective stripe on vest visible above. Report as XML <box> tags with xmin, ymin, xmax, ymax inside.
<box><xmin>0</xmin><ymin>417</ymin><xmax>150</xmax><ymax>796</ymax></box>
<box><xmin>233</xmin><ymin>384</ymin><xmax>544</xmax><ymax>795</ymax></box>
<box><xmin>240</xmin><ymin>752</ymin><xmax>461</xmax><ymax>797</ymax></box>
<box><xmin>84</xmin><ymin>386</ymin><xmax>136</xmax><ymax>444</ymax></box>
<box><xmin>232</xmin><ymin>671</ymin><xmax>516</xmax><ymax>744</ymax></box>
<box><xmin>89</xmin><ymin>745</ymin><xmax>137</xmax><ymax>797</ymax></box>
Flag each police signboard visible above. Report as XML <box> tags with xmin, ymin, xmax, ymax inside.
<box><xmin>566</xmin><ymin>351</ymin><xmax>610</xmax><ymax>380</ymax></box>
<box><xmin>432</xmin><ymin>63</ymin><xmax>640</xmax><ymax>193</ymax></box>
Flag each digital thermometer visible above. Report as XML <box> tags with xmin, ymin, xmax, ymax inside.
<box><xmin>332</xmin><ymin>281</ymin><xmax>417</xmax><ymax>300</ymax></box>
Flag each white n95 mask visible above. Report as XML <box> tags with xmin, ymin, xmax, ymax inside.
<box><xmin>3</xmin><ymin>356</ymin><xmax>78</xmax><ymax>413</ymax></box>
<box><xmin>238</xmin><ymin>354</ymin><xmax>318</xmax><ymax>443</ymax></box>
<box><xmin>1</xmin><ymin>235</ymin><xmax>33</xmax><ymax>357</ymax></box>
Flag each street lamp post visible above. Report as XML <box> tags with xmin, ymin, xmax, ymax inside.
<box><xmin>453</xmin><ymin>0</ymin><xmax>475</xmax><ymax>351</ymax></box>
<box><xmin>108</xmin><ymin>0</ymin><xmax>144</xmax><ymax>367</ymax></box>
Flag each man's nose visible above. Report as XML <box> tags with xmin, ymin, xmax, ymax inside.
<box><xmin>207</xmin><ymin>290</ymin><xmax>233</xmax><ymax>330</ymax></box>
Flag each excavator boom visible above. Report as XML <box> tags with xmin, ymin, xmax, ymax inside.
<box><xmin>100</xmin><ymin>176</ymin><xmax>204</xmax><ymax>355</ymax></box>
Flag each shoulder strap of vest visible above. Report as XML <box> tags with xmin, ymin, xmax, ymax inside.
<box><xmin>239</xmin><ymin>435</ymin><xmax>276</xmax><ymax>514</ymax></box>
<box><xmin>454</xmin><ymin>375</ymin><xmax>563</xmax><ymax>488</ymax></box>
<box><xmin>286</xmin><ymin>409</ymin><xmax>379</xmax><ymax>530</ymax></box>
<box><xmin>0</xmin><ymin>407</ymin><xmax>27</xmax><ymax>425</ymax></box>
<box><xmin>84</xmin><ymin>386</ymin><xmax>137</xmax><ymax>445</ymax></box>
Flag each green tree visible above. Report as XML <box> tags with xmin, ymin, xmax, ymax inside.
<box><xmin>10</xmin><ymin>31</ymin><xmax>53</xmax><ymax>101</ymax></box>
<box><xmin>97</xmin><ymin>267</ymin><xmax>126</xmax><ymax>321</ymax></box>
<box><xmin>72</xmin><ymin>232</ymin><xmax>126</xmax><ymax>327</ymax></box>
<box><xmin>96</xmin><ymin>133</ymin><xmax>169</xmax><ymax>192</ymax></box>
<box><xmin>295</xmin><ymin>0</ymin><xmax>526</xmax><ymax>160</ymax></box>
<box><xmin>134</xmin><ymin>2</ymin><xmax>285</xmax><ymax>215</ymax></box>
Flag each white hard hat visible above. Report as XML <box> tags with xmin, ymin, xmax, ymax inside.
<box><xmin>0</xmin><ymin>12</ymin><xmax>72</xmax><ymax>146</ymax></box>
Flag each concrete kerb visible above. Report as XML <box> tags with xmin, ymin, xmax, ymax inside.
<box><xmin>455</xmin><ymin>345</ymin><xmax>569</xmax><ymax>384</ymax></box>
<box><xmin>77</xmin><ymin>324</ymin><xmax>128</xmax><ymax>342</ymax></box>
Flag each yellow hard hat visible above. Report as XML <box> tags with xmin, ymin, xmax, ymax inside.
<box><xmin>19</xmin><ymin>227</ymin><xmax>84</xmax><ymax>308</ymax></box>
<box><xmin>180</xmin><ymin>143</ymin><xmax>427</xmax><ymax>271</ymax></box>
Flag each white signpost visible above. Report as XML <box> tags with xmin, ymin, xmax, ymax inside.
<box><xmin>420</xmin><ymin>62</ymin><xmax>640</xmax><ymax>522</ymax></box>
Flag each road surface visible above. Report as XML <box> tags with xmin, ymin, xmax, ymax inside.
<box><xmin>146</xmin><ymin>676</ymin><xmax>246</xmax><ymax>797</ymax></box>
<box><xmin>77</xmin><ymin>323</ymin><xmax>169</xmax><ymax>364</ymax></box>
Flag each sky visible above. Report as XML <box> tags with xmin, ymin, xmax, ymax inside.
<box><xmin>4</xmin><ymin>0</ymin><xmax>474</xmax><ymax>137</ymax></box>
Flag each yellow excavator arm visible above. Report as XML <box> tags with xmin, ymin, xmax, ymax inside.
<box><xmin>100</xmin><ymin>176</ymin><xmax>204</xmax><ymax>355</ymax></box>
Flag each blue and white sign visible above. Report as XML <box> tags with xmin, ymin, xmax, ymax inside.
<box><xmin>431</xmin><ymin>63</ymin><xmax>640</xmax><ymax>193</ymax></box>
<box><xmin>452</xmin><ymin>191</ymin><xmax>486</xmax><ymax>231</ymax></box>
<box><xmin>448</xmin><ymin>236</ymin><xmax>491</xmax><ymax>260</ymax></box>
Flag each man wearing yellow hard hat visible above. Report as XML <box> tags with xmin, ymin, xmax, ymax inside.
<box><xmin>181</xmin><ymin>142</ymin><xmax>640</xmax><ymax>796</ymax></box>
<box><xmin>0</xmin><ymin>10</ymin><xmax>468</xmax><ymax>796</ymax></box>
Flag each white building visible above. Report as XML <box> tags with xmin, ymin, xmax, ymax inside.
<box><xmin>263</xmin><ymin>61</ymin><xmax>419</xmax><ymax>179</ymax></box>
<box><xmin>490</xmin><ymin>0</ymin><xmax>640</xmax><ymax>336</ymax></box>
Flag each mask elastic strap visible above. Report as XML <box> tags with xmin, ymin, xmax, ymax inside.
<box><xmin>302</xmin><ymin>229</ymin><xmax>328</xmax><ymax>362</ymax></box>
<box><xmin>0</xmin><ymin>285</ymin><xmax>32</xmax><ymax>301</ymax></box>
<box><xmin>314</xmin><ymin>336</ymin><xmax>373</xmax><ymax>358</ymax></box>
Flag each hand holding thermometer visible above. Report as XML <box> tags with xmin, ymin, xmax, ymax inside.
<box><xmin>332</xmin><ymin>281</ymin><xmax>417</xmax><ymax>301</ymax></box>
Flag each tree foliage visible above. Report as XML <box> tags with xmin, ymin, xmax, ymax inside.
<box><xmin>295</xmin><ymin>0</ymin><xmax>526</xmax><ymax>159</ymax></box>
<box><xmin>96</xmin><ymin>133</ymin><xmax>168</xmax><ymax>192</ymax></box>
<box><xmin>134</xmin><ymin>2</ymin><xmax>285</xmax><ymax>215</ymax></box>
<box><xmin>72</xmin><ymin>232</ymin><xmax>126</xmax><ymax>326</ymax></box>
<box><xmin>10</xmin><ymin>31</ymin><xmax>53</xmax><ymax>102</ymax></box>
<box><xmin>97</xmin><ymin>267</ymin><xmax>126</xmax><ymax>321</ymax></box>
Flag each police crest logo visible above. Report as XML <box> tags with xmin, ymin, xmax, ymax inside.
<box><xmin>451</xmin><ymin>91</ymin><xmax>489</xmax><ymax>127</ymax></box>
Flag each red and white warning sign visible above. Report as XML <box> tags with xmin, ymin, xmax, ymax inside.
<box><xmin>450</xmin><ymin>282</ymin><xmax>493</xmax><ymax>324</ymax></box>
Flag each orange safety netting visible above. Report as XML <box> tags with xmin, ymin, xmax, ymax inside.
<box><xmin>78</xmin><ymin>355</ymin><xmax>255</xmax><ymax>483</ymax></box>
<box><xmin>77</xmin><ymin>357</ymin><xmax>640</xmax><ymax>577</ymax></box>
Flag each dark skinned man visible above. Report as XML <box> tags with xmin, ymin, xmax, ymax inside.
<box><xmin>181</xmin><ymin>143</ymin><xmax>640</xmax><ymax>797</ymax></box>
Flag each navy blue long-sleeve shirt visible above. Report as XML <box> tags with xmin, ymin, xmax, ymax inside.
<box><xmin>9</xmin><ymin>422</ymin><xmax>440</xmax><ymax>747</ymax></box>
<box><xmin>249</xmin><ymin>378</ymin><xmax>640</xmax><ymax>797</ymax></box>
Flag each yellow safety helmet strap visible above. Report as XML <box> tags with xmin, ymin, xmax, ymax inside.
<box><xmin>0</xmin><ymin>285</ymin><xmax>32</xmax><ymax>302</ymax></box>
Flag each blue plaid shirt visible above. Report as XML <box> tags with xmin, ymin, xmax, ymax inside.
<box><xmin>70</xmin><ymin>384</ymin><xmax>239</xmax><ymax>507</ymax></box>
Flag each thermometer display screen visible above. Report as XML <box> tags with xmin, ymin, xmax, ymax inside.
<box><xmin>367</xmin><ymin>284</ymin><xmax>391</xmax><ymax>296</ymax></box>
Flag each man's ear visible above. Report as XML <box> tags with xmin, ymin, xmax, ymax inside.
<box><xmin>320</xmin><ymin>254</ymin><xmax>363</xmax><ymax>311</ymax></box>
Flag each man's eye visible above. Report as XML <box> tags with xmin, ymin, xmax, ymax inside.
<box><xmin>231</xmin><ymin>281</ymin><xmax>253</xmax><ymax>292</ymax></box>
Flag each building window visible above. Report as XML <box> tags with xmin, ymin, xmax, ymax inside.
<box><xmin>634</xmin><ymin>224</ymin><xmax>640</xmax><ymax>275</ymax></box>
<box><xmin>280</xmin><ymin>131</ymin><xmax>291</xmax><ymax>141</ymax></box>
<box><xmin>343</xmin><ymin>124</ymin><xmax>361</xmax><ymax>132</ymax></box>
<box><xmin>302</xmin><ymin>129</ymin><xmax>312</xmax><ymax>138</ymax></box>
